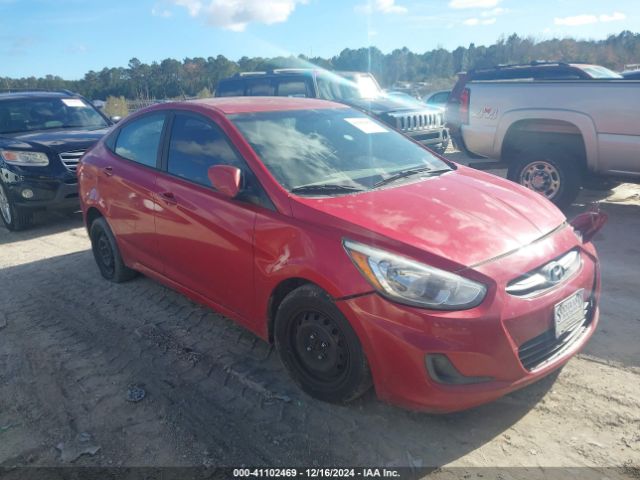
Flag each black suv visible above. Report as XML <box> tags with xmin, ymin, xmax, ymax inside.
<box><xmin>0</xmin><ymin>90</ymin><xmax>112</xmax><ymax>230</ymax></box>
<box><xmin>215</xmin><ymin>69</ymin><xmax>449</xmax><ymax>153</ymax></box>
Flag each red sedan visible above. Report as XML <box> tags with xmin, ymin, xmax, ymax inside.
<box><xmin>78</xmin><ymin>97</ymin><xmax>605</xmax><ymax>412</ymax></box>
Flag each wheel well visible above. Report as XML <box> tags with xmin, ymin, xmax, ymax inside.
<box><xmin>85</xmin><ymin>207</ymin><xmax>103</xmax><ymax>232</ymax></box>
<box><xmin>502</xmin><ymin>119</ymin><xmax>586</xmax><ymax>169</ymax></box>
<box><xmin>267</xmin><ymin>278</ymin><xmax>314</xmax><ymax>343</ymax></box>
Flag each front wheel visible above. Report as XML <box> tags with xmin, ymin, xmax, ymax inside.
<box><xmin>274</xmin><ymin>285</ymin><xmax>372</xmax><ymax>403</ymax></box>
<box><xmin>507</xmin><ymin>154</ymin><xmax>582</xmax><ymax>209</ymax></box>
<box><xmin>432</xmin><ymin>136</ymin><xmax>450</xmax><ymax>155</ymax></box>
<box><xmin>0</xmin><ymin>181</ymin><xmax>33</xmax><ymax>231</ymax></box>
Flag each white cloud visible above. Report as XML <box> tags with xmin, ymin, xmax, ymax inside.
<box><xmin>554</xmin><ymin>14</ymin><xmax>598</xmax><ymax>26</ymax></box>
<box><xmin>554</xmin><ymin>11</ymin><xmax>626</xmax><ymax>26</ymax></box>
<box><xmin>449</xmin><ymin>0</ymin><xmax>501</xmax><ymax>9</ymax></box>
<box><xmin>463</xmin><ymin>16</ymin><xmax>496</xmax><ymax>25</ymax></box>
<box><xmin>481</xmin><ymin>7</ymin><xmax>505</xmax><ymax>17</ymax></box>
<box><xmin>355</xmin><ymin>0</ymin><xmax>407</xmax><ymax>15</ymax></box>
<box><xmin>171</xmin><ymin>0</ymin><xmax>307</xmax><ymax>31</ymax></box>
<box><xmin>68</xmin><ymin>43</ymin><xmax>88</xmax><ymax>54</ymax></box>
<box><xmin>600</xmin><ymin>11</ymin><xmax>626</xmax><ymax>22</ymax></box>
<box><xmin>152</xmin><ymin>5</ymin><xmax>173</xmax><ymax>17</ymax></box>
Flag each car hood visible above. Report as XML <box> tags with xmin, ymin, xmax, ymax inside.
<box><xmin>0</xmin><ymin>127</ymin><xmax>109</xmax><ymax>154</ymax></box>
<box><xmin>290</xmin><ymin>166</ymin><xmax>566</xmax><ymax>267</ymax></box>
<box><xmin>343</xmin><ymin>97</ymin><xmax>440</xmax><ymax>116</ymax></box>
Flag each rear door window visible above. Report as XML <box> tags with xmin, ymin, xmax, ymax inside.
<box><xmin>216</xmin><ymin>81</ymin><xmax>244</xmax><ymax>97</ymax></box>
<box><xmin>245</xmin><ymin>79</ymin><xmax>275</xmax><ymax>96</ymax></box>
<box><xmin>276</xmin><ymin>79</ymin><xmax>311</xmax><ymax>97</ymax></box>
<box><xmin>114</xmin><ymin>113</ymin><xmax>165</xmax><ymax>167</ymax></box>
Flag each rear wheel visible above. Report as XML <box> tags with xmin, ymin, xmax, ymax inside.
<box><xmin>0</xmin><ymin>181</ymin><xmax>33</xmax><ymax>231</ymax></box>
<box><xmin>89</xmin><ymin>217</ymin><xmax>137</xmax><ymax>282</ymax></box>
<box><xmin>274</xmin><ymin>284</ymin><xmax>372</xmax><ymax>403</ymax></box>
<box><xmin>507</xmin><ymin>153</ymin><xmax>582</xmax><ymax>209</ymax></box>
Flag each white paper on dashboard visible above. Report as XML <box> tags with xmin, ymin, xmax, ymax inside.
<box><xmin>344</xmin><ymin>117</ymin><xmax>389</xmax><ymax>134</ymax></box>
<box><xmin>62</xmin><ymin>99</ymin><xmax>86</xmax><ymax>107</ymax></box>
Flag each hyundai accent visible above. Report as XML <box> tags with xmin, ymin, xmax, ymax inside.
<box><xmin>78</xmin><ymin>97</ymin><xmax>605</xmax><ymax>412</ymax></box>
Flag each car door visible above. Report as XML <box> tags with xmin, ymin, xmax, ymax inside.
<box><xmin>154</xmin><ymin>111</ymin><xmax>271</xmax><ymax>321</ymax></box>
<box><xmin>100</xmin><ymin>112</ymin><xmax>167</xmax><ymax>273</ymax></box>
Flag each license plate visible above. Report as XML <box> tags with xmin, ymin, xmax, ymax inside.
<box><xmin>554</xmin><ymin>289</ymin><xmax>585</xmax><ymax>338</ymax></box>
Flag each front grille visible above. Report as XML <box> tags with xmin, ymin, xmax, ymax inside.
<box><xmin>389</xmin><ymin>111</ymin><xmax>443</xmax><ymax>132</ymax></box>
<box><xmin>507</xmin><ymin>249</ymin><xmax>582</xmax><ymax>297</ymax></box>
<box><xmin>518</xmin><ymin>299</ymin><xmax>594</xmax><ymax>372</ymax></box>
<box><xmin>59</xmin><ymin>150</ymin><xmax>86</xmax><ymax>172</ymax></box>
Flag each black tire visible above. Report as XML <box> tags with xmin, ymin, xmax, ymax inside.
<box><xmin>507</xmin><ymin>153</ymin><xmax>582</xmax><ymax>209</ymax></box>
<box><xmin>89</xmin><ymin>217</ymin><xmax>137</xmax><ymax>283</ymax></box>
<box><xmin>274</xmin><ymin>284</ymin><xmax>372</xmax><ymax>403</ymax></box>
<box><xmin>432</xmin><ymin>137</ymin><xmax>450</xmax><ymax>155</ymax></box>
<box><xmin>0</xmin><ymin>181</ymin><xmax>33</xmax><ymax>231</ymax></box>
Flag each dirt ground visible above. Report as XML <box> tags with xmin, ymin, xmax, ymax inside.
<box><xmin>0</xmin><ymin>149</ymin><xmax>639</xmax><ymax>477</ymax></box>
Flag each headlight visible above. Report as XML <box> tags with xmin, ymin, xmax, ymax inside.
<box><xmin>0</xmin><ymin>149</ymin><xmax>49</xmax><ymax>166</ymax></box>
<box><xmin>343</xmin><ymin>240</ymin><xmax>486</xmax><ymax>310</ymax></box>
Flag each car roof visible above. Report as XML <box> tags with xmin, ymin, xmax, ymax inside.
<box><xmin>175</xmin><ymin>96</ymin><xmax>348</xmax><ymax>115</ymax></box>
<box><xmin>0</xmin><ymin>90</ymin><xmax>79</xmax><ymax>100</ymax></box>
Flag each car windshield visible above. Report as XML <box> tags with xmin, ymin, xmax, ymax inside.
<box><xmin>0</xmin><ymin>97</ymin><xmax>108</xmax><ymax>134</ymax></box>
<box><xmin>230</xmin><ymin>108</ymin><xmax>451</xmax><ymax>194</ymax></box>
<box><xmin>316</xmin><ymin>73</ymin><xmax>385</xmax><ymax>101</ymax></box>
<box><xmin>579</xmin><ymin>65</ymin><xmax>623</xmax><ymax>79</ymax></box>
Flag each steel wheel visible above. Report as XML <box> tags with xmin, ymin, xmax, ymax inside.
<box><xmin>291</xmin><ymin>310</ymin><xmax>350</xmax><ymax>384</ymax></box>
<box><xmin>274</xmin><ymin>284</ymin><xmax>372</xmax><ymax>403</ymax></box>
<box><xmin>519</xmin><ymin>160</ymin><xmax>561</xmax><ymax>200</ymax></box>
<box><xmin>0</xmin><ymin>183</ymin><xmax>11</xmax><ymax>225</ymax></box>
<box><xmin>89</xmin><ymin>217</ymin><xmax>137</xmax><ymax>283</ymax></box>
<box><xmin>95</xmin><ymin>230</ymin><xmax>116</xmax><ymax>277</ymax></box>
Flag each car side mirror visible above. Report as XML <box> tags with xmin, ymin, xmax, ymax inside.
<box><xmin>110</xmin><ymin>116</ymin><xmax>122</xmax><ymax>124</ymax></box>
<box><xmin>208</xmin><ymin>165</ymin><xmax>242</xmax><ymax>198</ymax></box>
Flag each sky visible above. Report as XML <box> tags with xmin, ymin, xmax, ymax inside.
<box><xmin>1</xmin><ymin>0</ymin><xmax>638</xmax><ymax>79</ymax></box>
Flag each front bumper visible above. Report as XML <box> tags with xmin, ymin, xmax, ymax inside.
<box><xmin>336</xmin><ymin>237</ymin><xmax>600</xmax><ymax>413</ymax></box>
<box><xmin>1</xmin><ymin>167</ymin><xmax>79</xmax><ymax>210</ymax></box>
<box><xmin>406</xmin><ymin>128</ymin><xmax>449</xmax><ymax>147</ymax></box>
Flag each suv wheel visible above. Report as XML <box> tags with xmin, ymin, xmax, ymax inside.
<box><xmin>507</xmin><ymin>153</ymin><xmax>582</xmax><ymax>209</ymax></box>
<box><xmin>0</xmin><ymin>181</ymin><xmax>33</xmax><ymax>231</ymax></box>
<box><xmin>89</xmin><ymin>217</ymin><xmax>137</xmax><ymax>282</ymax></box>
<box><xmin>274</xmin><ymin>284</ymin><xmax>372</xmax><ymax>403</ymax></box>
<box><xmin>432</xmin><ymin>137</ymin><xmax>450</xmax><ymax>155</ymax></box>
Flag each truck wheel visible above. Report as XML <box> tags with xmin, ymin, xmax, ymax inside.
<box><xmin>507</xmin><ymin>154</ymin><xmax>582</xmax><ymax>209</ymax></box>
<box><xmin>0</xmin><ymin>181</ymin><xmax>33</xmax><ymax>231</ymax></box>
<box><xmin>89</xmin><ymin>217</ymin><xmax>137</xmax><ymax>282</ymax></box>
<box><xmin>274</xmin><ymin>284</ymin><xmax>372</xmax><ymax>404</ymax></box>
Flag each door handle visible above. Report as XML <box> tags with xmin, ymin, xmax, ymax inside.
<box><xmin>160</xmin><ymin>191</ymin><xmax>177</xmax><ymax>205</ymax></box>
<box><xmin>102</xmin><ymin>166</ymin><xmax>113</xmax><ymax>177</ymax></box>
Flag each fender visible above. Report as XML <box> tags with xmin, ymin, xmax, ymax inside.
<box><xmin>494</xmin><ymin>109</ymin><xmax>599</xmax><ymax>171</ymax></box>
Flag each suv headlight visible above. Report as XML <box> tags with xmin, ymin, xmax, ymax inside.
<box><xmin>0</xmin><ymin>149</ymin><xmax>49</xmax><ymax>166</ymax></box>
<box><xmin>343</xmin><ymin>239</ymin><xmax>486</xmax><ymax>310</ymax></box>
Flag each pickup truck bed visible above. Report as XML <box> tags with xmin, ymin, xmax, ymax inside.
<box><xmin>447</xmin><ymin>77</ymin><xmax>640</xmax><ymax>207</ymax></box>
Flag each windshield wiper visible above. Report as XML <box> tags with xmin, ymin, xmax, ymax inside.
<box><xmin>290</xmin><ymin>184</ymin><xmax>365</xmax><ymax>195</ymax></box>
<box><xmin>373</xmin><ymin>166</ymin><xmax>450</xmax><ymax>189</ymax></box>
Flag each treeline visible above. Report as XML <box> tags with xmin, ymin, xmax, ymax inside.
<box><xmin>2</xmin><ymin>31</ymin><xmax>639</xmax><ymax>100</ymax></box>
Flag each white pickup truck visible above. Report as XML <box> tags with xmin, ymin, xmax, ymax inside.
<box><xmin>446</xmin><ymin>62</ymin><xmax>640</xmax><ymax>207</ymax></box>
